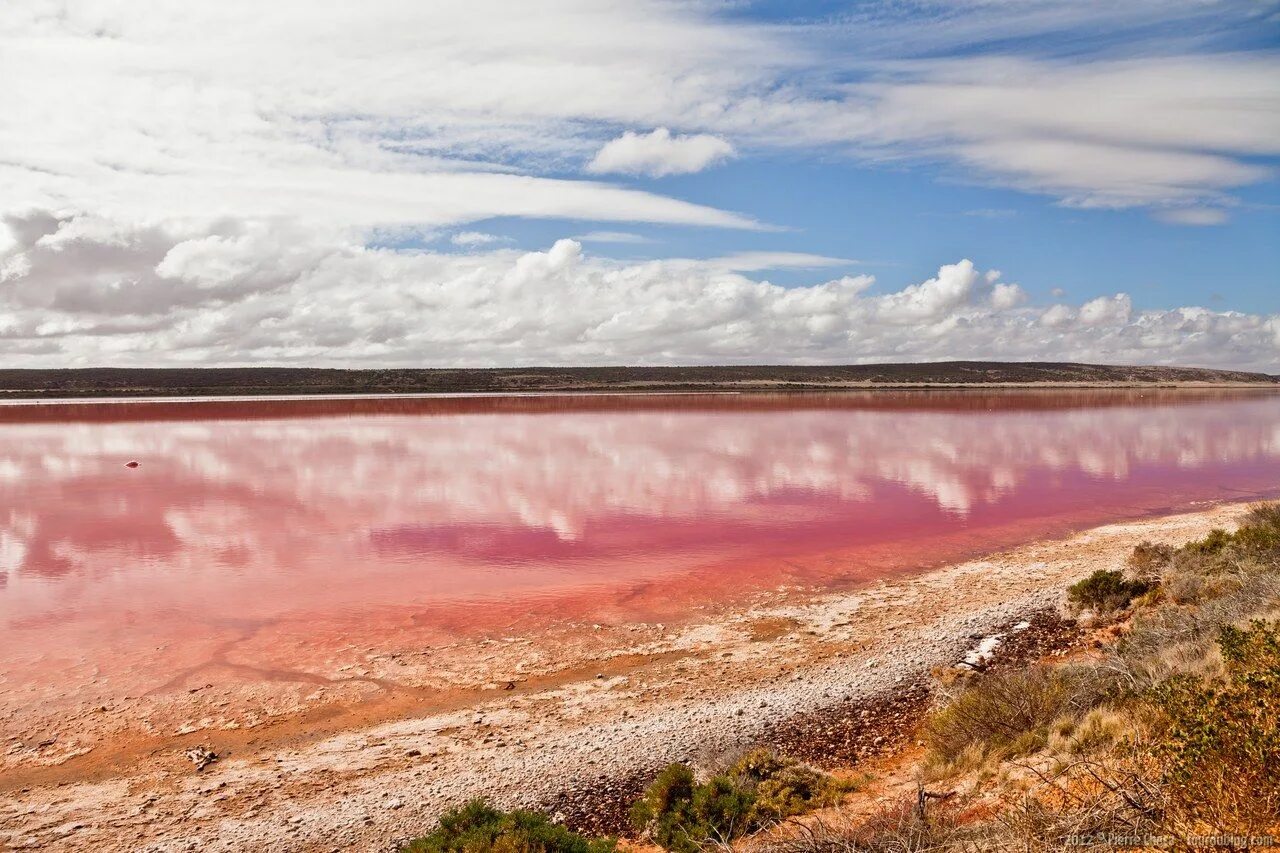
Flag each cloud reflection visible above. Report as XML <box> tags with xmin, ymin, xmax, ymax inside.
<box><xmin>1</xmin><ymin>394</ymin><xmax>1278</xmax><ymax>588</ymax></box>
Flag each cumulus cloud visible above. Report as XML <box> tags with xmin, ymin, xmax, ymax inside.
<box><xmin>873</xmin><ymin>260</ymin><xmax>980</xmax><ymax>324</ymax></box>
<box><xmin>1079</xmin><ymin>294</ymin><xmax>1133</xmax><ymax>326</ymax></box>
<box><xmin>1041</xmin><ymin>305</ymin><xmax>1076</xmax><ymax>328</ymax></box>
<box><xmin>991</xmin><ymin>282</ymin><xmax>1027</xmax><ymax>310</ymax></box>
<box><xmin>587</xmin><ymin>128</ymin><xmax>736</xmax><ymax>177</ymax></box>
<box><xmin>1</xmin><ymin>213</ymin><xmax>1276</xmax><ymax>370</ymax></box>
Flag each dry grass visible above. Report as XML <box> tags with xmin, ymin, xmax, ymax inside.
<box><xmin>923</xmin><ymin>665</ymin><xmax>1117</xmax><ymax>770</ymax></box>
<box><xmin>761</xmin><ymin>801</ymin><xmax>981</xmax><ymax>853</ymax></box>
<box><xmin>1045</xmin><ymin>707</ymin><xmax>1135</xmax><ymax>757</ymax></box>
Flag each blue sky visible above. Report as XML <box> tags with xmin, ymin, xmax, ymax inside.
<box><xmin>3</xmin><ymin>0</ymin><xmax>1279</xmax><ymax>368</ymax></box>
<box><xmin>460</xmin><ymin>155</ymin><xmax>1280</xmax><ymax>314</ymax></box>
<box><xmin>430</xmin><ymin>0</ymin><xmax>1280</xmax><ymax>315</ymax></box>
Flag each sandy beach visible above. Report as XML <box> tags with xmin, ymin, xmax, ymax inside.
<box><xmin>0</xmin><ymin>500</ymin><xmax>1255</xmax><ymax>853</ymax></box>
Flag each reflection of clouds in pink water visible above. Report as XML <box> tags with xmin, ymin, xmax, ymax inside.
<box><xmin>2</xmin><ymin>395</ymin><xmax>1280</xmax><ymax>631</ymax></box>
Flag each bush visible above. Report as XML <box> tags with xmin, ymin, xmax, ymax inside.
<box><xmin>1233</xmin><ymin>503</ymin><xmax>1280</xmax><ymax>556</ymax></box>
<box><xmin>631</xmin><ymin>750</ymin><xmax>845</xmax><ymax>851</ymax></box>
<box><xmin>631</xmin><ymin>764</ymin><xmax>752</xmax><ymax>852</ymax></box>
<box><xmin>402</xmin><ymin>800</ymin><xmax>616</xmax><ymax>853</ymax></box>
<box><xmin>752</xmin><ymin>763</ymin><xmax>844</xmax><ymax>822</ymax></box>
<box><xmin>1149</xmin><ymin>620</ymin><xmax>1280</xmax><ymax>833</ymax></box>
<box><xmin>925</xmin><ymin>665</ymin><xmax>1115</xmax><ymax>764</ymax></box>
<box><xmin>728</xmin><ymin>746</ymin><xmax>790</xmax><ymax>784</ymax></box>
<box><xmin>1067</xmin><ymin>569</ymin><xmax>1151</xmax><ymax>613</ymax></box>
<box><xmin>1127</xmin><ymin>541</ymin><xmax>1172</xmax><ymax>577</ymax></box>
<box><xmin>1183</xmin><ymin>527</ymin><xmax>1233</xmax><ymax>557</ymax></box>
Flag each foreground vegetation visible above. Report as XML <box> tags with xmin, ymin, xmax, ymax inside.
<box><xmin>629</xmin><ymin>748</ymin><xmax>849</xmax><ymax>852</ymax></box>
<box><xmin>400</xmin><ymin>800</ymin><xmax>617</xmax><ymax>853</ymax></box>
<box><xmin>401</xmin><ymin>503</ymin><xmax>1280</xmax><ymax>853</ymax></box>
<box><xmin>807</xmin><ymin>502</ymin><xmax>1280</xmax><ymax>851</ymax></box>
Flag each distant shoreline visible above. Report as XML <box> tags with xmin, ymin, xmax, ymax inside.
<box><xmin>0</xmin><ymin>361</ymin><xmax>1275</xmax><ymax>400</ymax></box>
<box><xmin>1</xmin><ymin>381</ymin><xmax>1279</xmax><ymax>405</ymax></box>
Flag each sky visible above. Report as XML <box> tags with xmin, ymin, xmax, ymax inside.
<box><xmin>2</xmin><ymin>0</ymin><xmax>1279</xmax><ymax>370</ymax></box>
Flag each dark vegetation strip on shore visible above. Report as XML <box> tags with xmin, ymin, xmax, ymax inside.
<box><xmin>2</xmin><ymin>388</ymin><xmax>1275</xmax><ymax>426</ymax></box>
<box><xmin>1</xmin><ymin>362</ymin><xmax>1276</xmax><ymax>399</ymax></box>
<box><xmin>398</xmin><ymin>504</ymin><xmax>1280</xmax><ymax>853</ymax></box>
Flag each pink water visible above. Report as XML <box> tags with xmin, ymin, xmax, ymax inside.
<box><xmin>3</xmin><ymin>390</ymin><xmax>1280</xmax><ymax>699</ymax></box>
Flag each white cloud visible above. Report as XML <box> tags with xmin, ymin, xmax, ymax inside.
<box><xmin>451</xmin><ymin>231</ymin><xmax>505</xmax><ymax>247</ymax></box>
<box><xmin>2</xmin><ymin>213</ymin><xmax>1275</xmax><ymax>370</ymax></box>
<box><xmin>874</xmin><ymin>260</ymin><xmax>980</xmax><ymax>323</ymax></box>
<box><xmin>1</xmin><ymin>1</ymin><xmax>1275</xmax><ymax>242</ymax></box>
<box><xmin>1079</xmin><ymin>294</ymin><xmax>1133</xmax><ymax>326</ymax></box>
<box><xmin>573</xmin><ymin>231</ymin><xmax>653</xmax><ymax>244</ymax></box>
<box><xmin>1153</xmin><ymin>207</ymin><xmax>1232</xmax><ymax>226</ymax></box>
<box><xmin>587</xmin><ymin>128</ymin><xmax>736</xmax><ymax>177</ymax></box>
<box><xmin>0</xmin><ymin>0</ymin><xmax>769</xmax><ymax>234</ymax></box>
<box><xmin>991</xmin><ymin>282</ymin><xmax>1027</xmax><ymax>310</ymax></box>
<box><xmin>846</xmin><ymin>55</ymin><xmax>1280</xmax><ymax>209</ymax></box>
<box><xmin>1040</xmin><ymin>304</ymin><xmax>1076</xmax><ymax>328</ymax></box>
<box><xmin>700</xmin><ymin>252</ymin><xmax>852</xmax><ymax>272</ymax></box>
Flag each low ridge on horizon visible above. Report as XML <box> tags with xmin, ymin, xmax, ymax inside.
<box><xmin>1</xmin><ymin>361</ymin><xmax>1275</xmax><ymax>400</ymax></box>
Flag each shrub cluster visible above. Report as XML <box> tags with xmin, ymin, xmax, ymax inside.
<box><xmin>1150</xmin><ymin>619</ymin><xmax>1280</xmax><ymax>833</ymax></box>
<box><xmin>401</xmin><ymin>800</ymin><xmax>616</xmax><ymax>853</ymax></box>
<box><xmin>924</xmin><ymin>664</ymin><xmax>1116</xmax><ymax>765</ymax></box>
<box><xmin>630</xmin><ymin>749</ymin><xmax>845</xmax><ymax>852</ymax></box>
<box><xmin>1066</xmin><ymin>569</ymin><xmax>1151</xmax><ymax>613</ymax></box>
<box><xmin>899</xmin><ymin>503</ymin><xmax>1280</xmax><ymax>848</ymax></box>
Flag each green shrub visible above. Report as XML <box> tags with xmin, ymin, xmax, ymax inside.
<box><xmin>631</xmin><ymin>764</ymin><xmax>752</xmax><ymax>853</ymax></box>
<box><xmin>402</xmin><ymin>800</ymin><xmax>616</xmax><ymax>853</ymax></box>
<box><xmin>752</xmin><ymin>763</ymin><xmax>843</xmax><ymax>822</ymax></box>
<box><xmin>925</xmin><ymin>665</ymin><xmax>1115</xmax><ymax>763</ymax></box>
<box><xmin>1183</xmin><ymin>527</ymin><xmax>1233</xmax><ymax>557</ymax></box>
<box><xmin>630</xmin><ymin>765</ymin><xmax>704</xmax><ymax>853</ymax></box>
<box><xmin>1067</xmin><ymin>569</ymin><xmax>1151</xmax><ymax>612</ymax></box>
<box><xmin>728</xmin><ymin>746</ymin><xmax>789</xmax><ymax>784</ymax></box>
<box><xmin>692</xmin><ymin>775</ymin><xmax>756</xmax><ymax>842</ymax></box>
<box><xmin>1149</xmin><ymin>620</ymin><xmax>1280</xmax><ymax>833</ymax></box>
<box><xmin>631</xmin><ymin>750</ymin><xmax>844</xmax><ymax>851</ymax></box>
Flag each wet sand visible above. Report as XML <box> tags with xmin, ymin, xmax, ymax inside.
<box><xmin>0</xmin><ymin>501</ymin><xmax>1252</xmax><ymax>853</ymax></box>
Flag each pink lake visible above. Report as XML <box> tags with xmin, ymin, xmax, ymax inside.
<box><xmin>3</xmin><ymin>389</ymin><xmax>1280</xmax><ymax>702</ymax></box>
